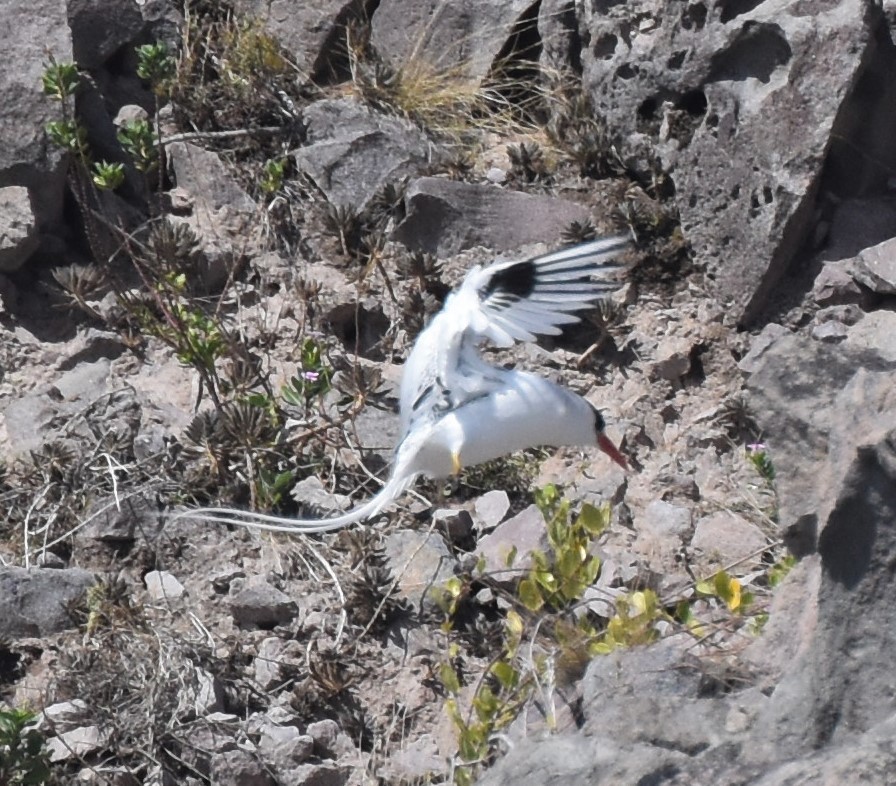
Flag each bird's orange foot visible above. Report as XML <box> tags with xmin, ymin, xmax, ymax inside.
<box><xmin>451</xmin><ymin>451</ymin><xmax>462</xmax><ymax>475</ymax></box>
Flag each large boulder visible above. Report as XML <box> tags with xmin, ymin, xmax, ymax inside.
<box><xmin>231</xmin><ymin>0</ymin><xmax>359</xmax><ymax>82</ymax></box>
<box><xmin>0</xmin><ymin>0</ymin><xmax>72</xmax><ymax>271</ymax></box>
<box><xmin>67</xmin><ymin>0</ymin><xmax>145</xmax><ymax>69</ymax></box>
<box><xmin>0</xmin><ymin>567</ymin><xmax>96</xmax><ymax>638</ymax></box>
<box><xmin>392</xmin><ymin>176</ymin><xmax>590</xmax><ymax>256</ymax></box>
<box><xmin>742</xmin><ymin>309</ymin><xmax>896</xmax><ymax>545</ymax></box>
<box><xmin>370</xmin><ymin>0</ymin><xmax>533</xmax><ymax>82</ymax></box>
<box><xmin>479</xmin><ymin>367</ymin><xmax>896</xmax><ymax>782</ymax></box>
<box><xmin>294</xmin><ymin>99</ymin><xmax>439</xmax><ymax>210</ymax></box>
<box><xmin>580</xmin><ymin>0</ymin><xmax>896</xmax><ymax>324</ymax></box>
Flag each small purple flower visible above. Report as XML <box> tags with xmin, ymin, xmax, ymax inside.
<box><xmin>301</xmin><ymin>370</ymin><xmax>320</xmax><ymax>382</ymax></box>
<box><xmin>747</xmin><ymin>442</ymin><xmax>766</xmax><ymax>453</ymax></box>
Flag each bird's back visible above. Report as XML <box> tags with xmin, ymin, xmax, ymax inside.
<box><xmin>404</xmin><ymin>371</ymin><xmax>596</xmax><ymax>479</ymax></box>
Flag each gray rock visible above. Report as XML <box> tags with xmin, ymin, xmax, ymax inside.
<box><xmin>742</xmin><ymin>556</ymin><xmax>822</xmax><ymax>685</ymax></box>
<box><xmin>431</xmin><ymin>507</ymin><xmax>474</xmax><ymax>542</ymax></box>
<box><xmin>811</xmin><ymin>260</ymin><xmax>866</xmax><ymax>307</ymax></box>
<box><xmin>0</xmin><ymin>186</ymin><xmax>39</xmax><ymax>272</ymax></box>
<box><xmin>35</xmin><ymin>551</ymin><xmax>66</xmax><ymax>569</ymax></box>
<box><xmin>744</xmin><ymin>368</ymin><xmax>896</xmax><ymax>760</ymax></box>
<box><xmin>68</xmin><ymin>0</ymin><xmax>146</xmax><ymax>69</ymax></box>
<box><xmin>392</xmin><ymin>177</ymin><xmax>590</xmax><ymax>257</ymax></box>
<box><xmin>306</xmin><ymin>718</ymin><xmax>340</xmax><ymax>758</ymax></box>
<box><xmin>144</xmin><ymin>570</ymin><xmax>186</xmax><ymax>600</ymax></box>
<box><xmin>42</xmin><ymin>699</ymin><xmax>90</xmax><ymax>729</ymax></box>
<box><xmin>254</xmin><ymin>637</ymin><xmax>301</xmax><ymax>690</ymax></box>
<box><xmin>290</xmin><ymin>476</ymin><xmax>350</xmax><ymax>517</ymax></box>
<box><xmin>113</xmin><ymin>104</ymin><xmax>149</xmax><ymax>127</ymax></box>
<box><xmin>843</xmin><ymin>310</ymin><xmax>896</xmax><ymax>363</ymax></box>
<box><xmin>852</xmin><ymin>235</ymin><xmax>896</xmax><ymax>294</ymax></box>
<box><xmin>745</xmin><ymin>328</ymin><xmax>896</xmax><ymax>536</ymax></box>
<box><xmin>474</xmin><ymin>504</ymin><xmax>548</xmax><ymax>582</ymax></box>
<box><xmin>752</xmin><ymin>714</ymin><xmax>896</xmax><ymax>786</ymax></box>
<box><xmin>210</xmin><ymin>565</ymin><xmax>246</xmax><ymax>593</ymax></box>
<box><xmin>257</xmin><ymin>723</ymin><xmax>314</xmax><ymax>769</ymax></box>
<box><xmin>638</xmin><ymin>500</ymin><xmax>691</xmax><ymax>539</ymax></box>
<box><xmin>580</xmin><ymin>637</ymin><xmax>735</xmax><ymax>748</ymax></box>
<box><xmin>737</xmin><ymin>323</ymin><xmax>790</xmax><ymax>375</ymax></box>
<box><xmin>0</xmin><ymin>567</ymin><xmax>95</xmax><ymax>638</ymax></box>
<box><xmin>810</xmin><ymin>320</ymin><xmax>848</xmax><ymax>343</ymax></box>
<box><xmin>375</xmin><ymin>733</ymin><xmax>443</xmax><ymax>783</ymax></box>
<box><xmin>581</xmin><ymin>0</ymin><xmax>884</xmax><ymax>323</ymax></box>
<box><xmin>166</xmin><ymin>141</ymin><xmax>259</xmax><ymax>291</ymax></box>
<box><xmin>294</xmin><ymin>98</ymin><xmax>439</xmax><ymax>210</ymax></box>
<box><xmin>230</xmin><ymin>580</ymin><xmax>298</xmax><ymax>628</ymax></box>
<box><xmin>46</xmin><ymin>724</ymin><xmax>109</xmax><ymax>762</ymax></box>
<box><xmin>82</xmin><ymin>495</ymin><xmax>158</xmax><ymax>545</ymax></box>
<box><xmin>382</xmin><ymin>529</ymin><xmax>456</xmax><ymax>613</ymax></box>
<box><xmin>231</xmin><ymin>0</ymin><xmax>357</xmax><ymax>82</ymax></box>
<box><xmin>690</xmin><ymin>511</ymin><xmax>769</xmax><ymax>573</ymax></box>
<box><xmin>0</xmin><ymin>0</ymin><xmax>70</xmax><ymax>257</ymax></box>
<box><xmin>56</xmin><ymin>329</ymin><xmax>129</xmax><ymax>370</ymax></box>
<box><xmin>814</xmin><ymin>304</ymin><xmax>864</xmax><ymax>328</ymax></box>
<box><xmin>273</xmin><ymin>761</ymin><xmax>348</xmax><ymax>786</ymax></box>
<box><xmin>209</xmin><ymin>749</ymin><xmax>275</xmax><ymax>786</ymax></box>
<box><xmin>371</xmin><ymin>0</ymin><xmax>532</xmax><ymax>82</ymax></box>
<box><xmin>649</xmin><ymin>336</ymin><xmax>693</xmax><ymax>381</ymax></box>
<box><xmin>477</xmin><ymin>732</ymin><xmax>687</xmax><ymax>786</ymax></box>
<box><xmin>4</xmin><ymin>365</ymin><xmax>142</xmax><ymax>460</ymax></box>
<box><xmin>473</xmin><ymin>489</ymin><xmax>511</xmax><ymax>531</ymax></box>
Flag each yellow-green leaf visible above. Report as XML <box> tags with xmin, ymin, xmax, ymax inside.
<box><xmin>490</xmin><ymin>660</ymin><xmax>519</xmax><ymax>690</ymax></box>
<box><xmin>443</xmin><ymin>576</ymin><xmax>463</xmax><ymax>598</ymax></box>
<box><xmin>505</xmin><ymin>609</ymin><xmax>524</xmax><ymax>639</ymax></box>
<box><xmin>631</xmin><ymin>590</ymin><xmax>650</xmax><ymax>615</ymax></box>
<box><xmin>534</xmin><ymin>570</ymin><xmax>558</xmax><ymax>593</ymax></box>
<box><xmin>695</xmin><ymin>579</ymin><xmax>714</xmax><ymax>595</ymax></box>
<box><xmin>576</xmin><ymin>502</ymin><xmax>610</xmax><ymax>536</ymax></box>
<box><xmin>473</xmin><ymin>686</ymin><xmax>499</xmax><ymax>721</ymax></box>
<box><xmin>439</xmin><ymin>662</ymin><xmax>461</xmax><ymax>695</ymax></box>
<box><xmin>518</xmin><ymin>578</ymin><xmax>544</xmax><ymax>611</ymax></box>
<box><xmin>557</xmin><ymin>546</ymin><xmax>582</xmax><ymax>579</ymax></box>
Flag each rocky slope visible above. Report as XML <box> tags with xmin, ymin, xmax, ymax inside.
<box><xmin>1</xmin><ymin>1</ymin><xmax>895</xmax><ymax>785</ymax></box>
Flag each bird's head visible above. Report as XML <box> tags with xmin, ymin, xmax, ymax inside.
<box><xmin>589</xmin><ymin>405</ymin><xmax>628</xmax><ymax>471</ymax></box>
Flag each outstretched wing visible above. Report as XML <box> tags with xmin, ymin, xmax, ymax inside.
<box><xmin>399</xmin><ymin>236</ymin><xmax>630</xmax><ymax>434</ymax></box>
<box><xmin>461</xmin><ymin>235</ymin><xmax>630</xmax><ymax>347</ymax></box>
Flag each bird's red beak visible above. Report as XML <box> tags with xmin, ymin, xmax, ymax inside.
<box><xmin>597</xmin><ymin>433</ymin><xmax>628</xmax><ymax>471</ymax></box>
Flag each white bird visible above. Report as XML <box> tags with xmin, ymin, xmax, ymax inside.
<box><xmin>174</xmin><ymin>370</ymin><xmax>627</xmax><ymax>534</ymax></box>
<box><xmin>398</xmin><ymin>236</ymin><xmax>630</xmax><ymax>445</ymax></box>
<box><xmin>173</xmin><ymin>237</ymin><xmax>631</xmax><ymax>533</ymax></box>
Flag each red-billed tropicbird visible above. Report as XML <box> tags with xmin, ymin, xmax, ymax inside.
<box><xmin>173</xmin><ymin>237</ymin><xmax>630</xmax><ymax>533</ymax></box>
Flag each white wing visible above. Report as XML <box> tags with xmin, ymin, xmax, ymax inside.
<box><xmin>398</xmin><ymin>236</ymin><xmax>630</xmax><ymax>434</ymax></box>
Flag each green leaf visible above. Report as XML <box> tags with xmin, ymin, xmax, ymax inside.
<box><xmin>505</xmin><ymin>609</ymin><xmax>523</xmax><ymax>642</ymax></box>
<box><xmin>518</xmin><ymin>578</ymin><xmax>544</xmax><ymax>611</ymax></box>
<box><xmin>490</xmin><ymin>660</ymin><xmax>518</xmax><ymax>690</ymax></box>
<box><xmin>533</xmin><ymin>570</ymin><xmax>558</xmax><ymax>593</ymax></box>
<box><xmin>246</xmin><ymin>392</ymin><xmax>271</xmax><ymax>409</ymax></box>
<box><xmin>534</xmin><ymin>483</ymin><xmax>559</xmax><ymax>515</ymax></box>
<box><xmin>576</xmin><ymin>502</ymin><xmax>610</xmax><ymax>536</ymax></box>
<box><xmin>504</xmin><ymin>545</ymin><xmax>518</xmax><ymax>568</ymax></box>
<box><xmin>673</xmin><ymin>600</ymin><xmax>692</xmax><ymax>623</ymax></box>
<box><xmin>695</xmin><ymin>579</ymin><xmax>714</xmax><ymax>596</ymax></box>
<box><xmin>439</xmin><ymin>662</ymin><xmax>461</xmax><ymax>694</ymax></box>
<box><xmin>557</xmin><ymin>545</ymin><xmax>583</xmax><ymax>580</ymax></box>
<box><xmin>473</xmin><ymin>685</ymin><xmax>499</xmax><ymax>722</ymax></box>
